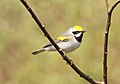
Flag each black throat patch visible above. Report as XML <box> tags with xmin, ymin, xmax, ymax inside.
<box><xmin>75</xmin><ymin>33</ymin><xmax>83</xmax><ymax>42</ymax></box>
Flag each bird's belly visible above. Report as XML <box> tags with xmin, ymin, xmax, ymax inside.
<box><xmin>64</xmin><ymin>43</ymin><xmax>80</xmax><ymax>53</ymax></box>
<box><xmin>58</xmin><ymin>42</ymin><xmax>80</xmax><ymax>53</ymax></box>
<box><xmin>47</xmin><ymin>42</ymin><xmax>80</xmax><ymax>53</ymax></box>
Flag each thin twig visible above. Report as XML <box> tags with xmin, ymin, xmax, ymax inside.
<box><xmin>20</xmin><ymin>0</ymin><xmax>100</xmax><ymax>84</ymax></box>
<box><xmin>104</xmin><ymin>0</ymin><xmax>120</xmax><ymax>84</ymax></box>
<box><xmin>105</xmin><ymin>0</ymin><xmax>109</xmax><ymax>13</ymax></box>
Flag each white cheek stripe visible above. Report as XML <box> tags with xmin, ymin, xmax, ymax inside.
<box><xmin>75</xmin><ymin>33</ymin><xmax>81</xmax><ymax>37</ymax></box>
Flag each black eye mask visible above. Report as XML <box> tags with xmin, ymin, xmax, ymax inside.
<box><xmin>72</xmin><ymin>31</ymin><xmax>80</xmax><ymax>34</ymax></box>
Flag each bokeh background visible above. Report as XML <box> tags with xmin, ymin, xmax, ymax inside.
<box><xmin>0</xmin><ymin>0</ymin><xmax>120</xmax><ymax>84</ymax></box>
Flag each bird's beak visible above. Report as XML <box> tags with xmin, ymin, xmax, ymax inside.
<box><xmin>82</xmin><ymin>30</ymin><xmax>87</xmax><ymax>33</ymax></box>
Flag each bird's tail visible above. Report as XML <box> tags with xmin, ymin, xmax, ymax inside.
<box><xmin>32</xmin><ymin>48</ymin><xmax>45</xmax><ymax>55</ymax></box>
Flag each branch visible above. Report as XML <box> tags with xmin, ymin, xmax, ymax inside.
<box><xmin>104</xmin><ymin>0</ymin><xmax>120</xmax><ymax>84</ymax></box>
<box><xmin>20</xmin><ymin>0</ymin><xmax>100</xmax><ymax>84</ymax></box>
<box><xmin>105</xmin><ymin>0</ymin><xmax>109</xmax><ymax>13</ymax></box>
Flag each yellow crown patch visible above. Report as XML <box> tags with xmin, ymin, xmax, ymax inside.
<box><xmin>73</xmin><ymin>25</ymin><xmax>84</xmax><ymax>31</ymax></box>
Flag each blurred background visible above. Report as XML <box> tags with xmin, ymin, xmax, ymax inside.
<box><xmin>0</xmin><ymin>0</ymin><xmax>120</xmax><ymax>84</ymax></box>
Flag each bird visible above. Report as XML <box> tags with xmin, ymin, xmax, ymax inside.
<box><xmin>32</xmin><ymin>25</ymin><xmax>86</xmax><ymax>55</ymax></box>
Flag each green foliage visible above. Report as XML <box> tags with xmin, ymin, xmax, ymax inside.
<box><xmin>0</xmin><ymin>0</ymin><xmax>120</xmax><ymax>84</ymax></box>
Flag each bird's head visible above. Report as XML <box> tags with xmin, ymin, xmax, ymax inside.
<box><xmin>72</xmin><ymin>25</ymin><xmax>86</xmax><ymax>42</ymax></box>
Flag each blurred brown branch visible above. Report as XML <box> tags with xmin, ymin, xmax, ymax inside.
<box><xmin>20</xmin><ymin>0</ymin><xmax>100</xmax><ymax>84</ymax></box>
<box><xmin>105</xmin><ymin>0</ymin><xmax>109</xmax><ymax>13</ymax></box>
<box><xmin>104</xmin><ymin>0</ymin><xmax>120</xmax><ymax>84</ymax></box>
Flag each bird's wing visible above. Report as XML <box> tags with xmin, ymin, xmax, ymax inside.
<box><xmin>43</xmin><ymin>36</ymin><xmax>71</xmax><ymax>48</ymax></box>
<box><xmin>56</xmin><ymin>36</ymin><xmax>71</xmax><ymax>42</ymax></box>
<box><xmin>43</xmin><ymin>39</ymin><xmax>60</xmax><ymax>48</ymax></box>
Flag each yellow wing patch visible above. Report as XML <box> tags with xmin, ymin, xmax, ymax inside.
<box><xmin>74</xmin><ymin>25</ymin><xmax>84</xmax><ymax>31</ymax></box>
<box><xmin>57</xmin><ymin>36</ymin><xmax>71</xmax><ymax>41</ymax></box>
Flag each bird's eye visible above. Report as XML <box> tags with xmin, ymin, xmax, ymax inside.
<box><xmin>72</xmin><ymin>31</ymin><xmax>80</xmax><ymax>34</ymax></box>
